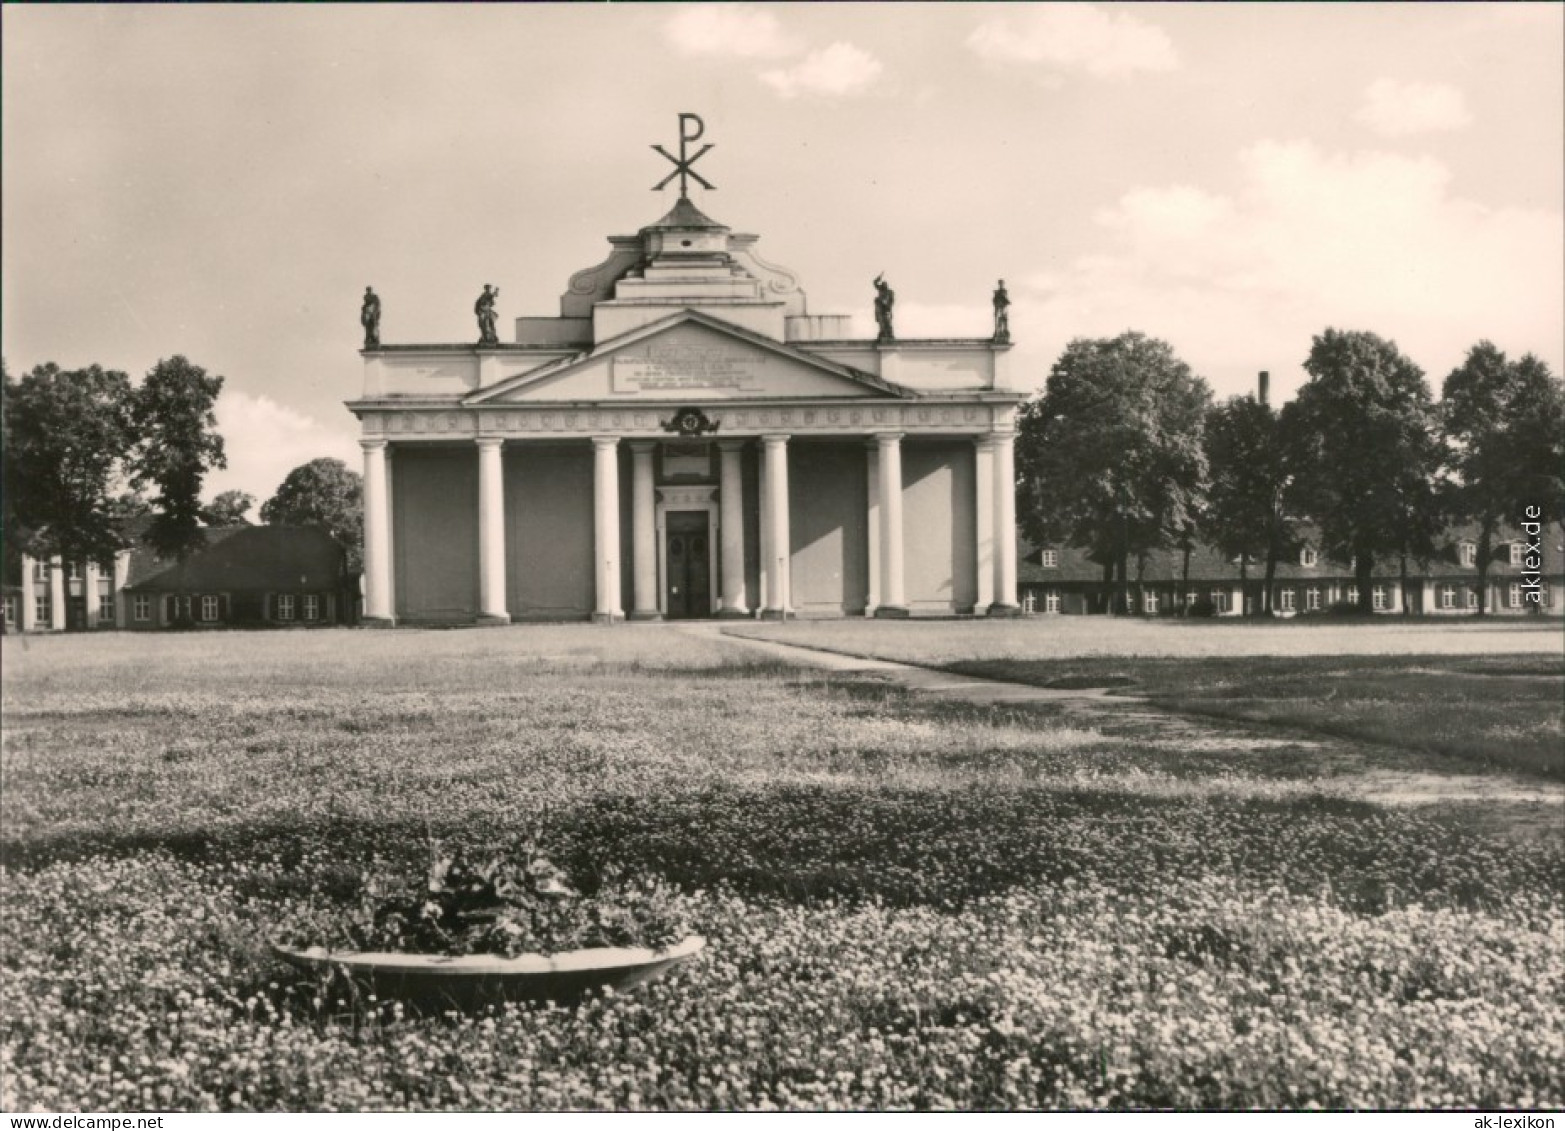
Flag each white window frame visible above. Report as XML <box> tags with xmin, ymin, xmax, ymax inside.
<box><xmin>1044</xmin><ymin>589</ymin><xmax>1061</xmax><ymax>614</ymax></box>
<box><xmin>1305</xmin><ymin>586</ymin><xmax>1321</xmax><ymax>611</ymax></box>
<box><xmin>33</xmin><ymin>560</ymin><xmax>49</xmax><ymax>582</ymax></box>
<box><xmin>303</xmin><ymin>594</ymin><xmax>319</xmax><ymax>622</ymax></box>
<box><xmin>1040</xmin><ymin>549</ymin><xmax>1058</xmax><ymax>569</ymax></box>
<box><xmin>133</xmin><ymin>594</ymin><xmax>151</xmax><ymax>622</ymax></box>
<box><xmin>1279</xmin><ymin>588</ymin><xmax>1296</xmax><ymax>612</ymax></box>
<box><xmin>1210</xmin><ymin>589</ymin><xmax>1228</xmax><ymax>613</ymax></box>
<box><xmin>1300</xmin><ymin>547</ymin><xmax>1318</xmax><ymax>568</ymax></box>
<box><xmin>1509</xmin><ymin>583</ymin><xmax>1522</xmax><ymax>608</ymax></box>
<box><xmin>1144</xmin><ymin>591</ymin><xmax>1159</xmax><ymax>615</ymax></box>
<box><xmin>1373</xmin><ymin>585</ymin><xmax>1387</xmax><ymax>611</ymax></box>
<box><xmin>34</xmin><ymin>594</ymin><xmax>50</xmax><ymax>624</ymax></box>
<box><xmin>66</xmin><ymin>562</ymin><xmax>82</xmax><ymax>581</ymax></box>
<box><xmin>1021</xmin><ymin>590</ymin><xmax>1037</xmax><ymax>614</ymax></box>
<box><xmin>1466</xmin><ymin>587</ymin><xmax>1479</xmax><ymax>610</ymax></box>
<box><xmin>98</xmin><ymin>594</ymin><xmax>115</xmax><ymax>625</ymax></box>
<box><xmin>174</xmin><ymin>595</ymin><xmax>191</xmax><ymax>621</ymax></box>
<box><xmin>201</xmin><ymin>595</ymin><xmax>220</xmax><ymax>622</ymax></box>
<box><xmin>4</xmin><ymin>594</ymin><xmax>17</xmax><ymax>628</ymax></box>
<box><xmin>276</xmin><ymin>594</ymin><xmax>295</xmax><ymax>622</ymax></box>
<box><xmin>1440</xmin><ymin>584</ymin><xmax>1456</xmax><ymax>610</ymax></box>
<box><xmin>1459</xmin><ymin>543</ymin><xmax>1476</xmax><ymax>567</ymax></box>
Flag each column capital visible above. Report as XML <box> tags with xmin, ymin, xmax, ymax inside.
<box><xmin>591</xmin><ymin>435</ymin><xmax>620</xmax><ymax>451</ymax></box>
<box><xmin>761</xmin><ymin>433</ymin><xmax>791</xmax><ymax>446</ymax></box>
<box><xmin>360</xmin><ymin>438</ymin><xmax>388</xmax><ymax>453</ymax></box>
<box><xmin>629</xmin><ymin>439</ymin><xmax>658</xmax><ymax>455</ymax></box>
<box><xmin>475</xmin><ymin>436</ymin><xmax>504</xmax><ymax>450</ymax></box>
<box><xmin>875</xmin><ymin>431</ymin><xmax>905</xmax><ymax>448</ymax></box>
<box><xmin>973</xmin><ymin>434</ymin><xmax>998</xmax><ymax>451</ymax></box>
<box><xmin>716</xmin><ymin>438</ymin><xmax>748</xmax><ymax>453</ymax></box>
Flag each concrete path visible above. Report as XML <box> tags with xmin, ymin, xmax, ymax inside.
<box><xmin>681</xmin><ymin>624</ymin><xmax>1143</xmax><ymax>704</ymax></box>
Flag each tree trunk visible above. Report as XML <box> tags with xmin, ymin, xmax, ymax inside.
<box><xmin>1239</xmin><ymin>555</ymin><xmax>1250</xmax><ymax>617</ymax></box>
<box><xmin>1180</xmin><ymin>543</ymin><xmax>1192</xmax><ymax>617</ymax></box>
<box><xmin>1399</xmin><ymin>552</ymin><xmax>1410</xmax><ymax>617</ymax></box>
<box><xmin>1101</xmin><ymin>557</ymin><xmax>1114</xmax><ymax>615</ymax></box>
<box><xmin>1356</xmin><ymin>551</ymin><xmax>1374</xmax><ymax>611</ymax></box>
<box><xmin>1262</xmin><ymin>551</ymin><xmax>1278</xmax><ymax>617</ymax></box>
<box><xmin>1135</xmin><ymin>552</ymin><xmax>1147</xmax><ymax>616</ymax></box>
<box><xmin>1476</xmin><ymin>518</ymin><xmax>1494</xmax><ymax>617</ymax></box>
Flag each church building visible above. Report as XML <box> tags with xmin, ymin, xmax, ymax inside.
<box><xmin>348</xmin><ymin>127</ymin><xmax>1023</xmax><ymax>625</ymax></box>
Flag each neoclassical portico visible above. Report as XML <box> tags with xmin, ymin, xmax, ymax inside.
<box><xmin>349</xmin><ymin>186</ymin><xmax>1024</xmax><ymax>626</ymax></box>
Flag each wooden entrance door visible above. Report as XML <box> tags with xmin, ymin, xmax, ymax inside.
<box><xmin>664</xmin><ymin>511</ymin><xmax>711</xmax><ymax>620</ymax></box>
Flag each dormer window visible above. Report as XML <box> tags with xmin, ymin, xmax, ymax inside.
<box><xmin>1300</xmin><ymin>547</ymin><xmax>1318</xmax><ymax>568</ymax></box>
<box><xmin>1459</xmin><ymin>542</ymin><xmax>1477</xmax><ymax>567</ymax></box>
<box><xmin>1040</xmin><ymin>549</ymin><xmax>1058</xmax><ymax>569</ymax></box>
<box><xmin>1509</xmin><ymin>542</ymin><xmax>1526</xmax><ymax>567</ymax></box>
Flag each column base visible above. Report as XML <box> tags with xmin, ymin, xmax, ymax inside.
<box><xmin>627</xmin><ymin>610</ymin><xmax>663</xmax><ymax>622</ymax></box>
<box><xmin>361</xmin><ymin>616</ymin><xmax>397</xmax><ymax>629</ymax></box>
<box><xmin>759</xmin><ymin>608</ymin><xmax>792</xmax><ymax>621</ymax></box>
<box><xmin>716</xmin><ymin>607</ymin><xmax>751</xmax><ymax>620</ymax></box>
<box><xmin>476</xmin><ymin>613</ymin><xmax>512</xmax><ymax>627</ymax></box>
<box><xmin>592</xmin><ymin>611</ymin><xmax>625</xmax><ymax>625</ymax></box>
<box><xmin>873</xmin><ymin>605</ymin><xmax>910</xmax><ymax>619</ymax></box>
<box><xmin>987</xmin><ymin>603</ymin><xmax>1023</xmax><ymax>618</ymax></box>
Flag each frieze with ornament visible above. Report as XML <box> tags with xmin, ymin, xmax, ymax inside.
<box><xmin>360</xmin><ymin>402</ymin><xmax>1011</xmax><ymax>438</ymax></box>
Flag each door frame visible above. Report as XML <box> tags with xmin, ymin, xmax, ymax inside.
<box><xmin>655</xmin><ymin>486</ymin><xmax>720</xmax><ymax>618</ymax></box>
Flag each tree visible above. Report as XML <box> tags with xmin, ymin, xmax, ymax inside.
<box><xmin>130</xmin><ymin>356</ymin><xmax>227</xmax><ymax>559</ymax></box>
<box><xmin>1284</xmin><ymin>329</ymin><xmax>1444</xmax><ymax>609</ymax></box>
<box><xmin>1204</xmin><ymin>394</ymin><xmax>1296</xmax><ymax>614</ymax></box>
<box><xmin>1442</xmin><ymin>344</ymin><xmax>1565</xmax><ymax>612</ymax></box>
<box><xmin>2</xmin><ymin>362</ymin><xmax>137</xmax><ymax>569</ymax></box>
<box><xmin>203</xmin><ymin>489</ymin><xmax>256</xmax><ymax>526</ymax></box>
<box><xmin>261</xmin><ymin>458</ymin><xmax>364</xmax><ymax>569</ymax></box>
<box><xmin>1017</xmin><ymin>332</ymin><xmax>1211</xmax><ymax>614</ymax></box>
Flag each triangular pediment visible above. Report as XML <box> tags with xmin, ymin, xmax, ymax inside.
<box><xmin>465</xmin><ymin>311</ymin><xmax>910</xmax><ymax>405</ymax></box>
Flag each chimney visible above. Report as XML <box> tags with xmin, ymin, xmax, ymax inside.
<box><xmin>1257</xmin><ymin>370</ymin><xmax>1270</xmax><ymax>407</ymax></box>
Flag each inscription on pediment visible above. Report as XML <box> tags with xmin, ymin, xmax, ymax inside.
<box><xmin>612</xmin><ymin>347</ymin><xmax>764</xmax><ymax>394</ymax></box>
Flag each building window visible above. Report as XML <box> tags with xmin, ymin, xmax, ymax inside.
<box><xmin>33</xmin><ymin>559</ymin><xmax>49</xmax><ymax>582</ymax></box>
<box><xmin>1508</xmin><ymin>542</ymin><xmax>1524</xmax><ymax>566</ymax></box>
<box><xmin>1509</xmin><ymin>583</ymin><xmax>1522</xmax><ymax>608</ymax></box>
<box><xmin>1045</xmin><ymin>589</ymin><xmax>1060</xmax><ymax>614</ymax></box>
<box><xmin>1300</xmin><ymin>547</ymin><xmax>1318</xmax><ymax>568</ymax></box>
<box><xmin>1373</xmin><ymin>585</ymin><xmax>1388</xmax><ymax>611</ymax></box>
<box><xmin>1305</xmin><ymin>586</ymin><xmax>1321</xmax><ymax>611</ymax></box>
<box><xmin>1440</xmin><ymin>584</ymin><xmax>1456</xmax><ymax>610</ymax></box>
<box><xmin>1459</xmin><ymin>543</ymin><xmax>1476</xmax><ymax>567</ymax></box>
<box><xmin>1021</xmin><ymin>590</ymin><xmax>1037</xmax><ymax>614</ymax></box>
<box><xmin>303</xmin><ymin>594</ymin><xmax>319</xmax><ymax>622</ymax></box>
<box><xmin>276</xmin><ymin>594</ymin><xmax>295</xmax><ymax>622</ymax></box>
<box><xmin>1144</xmin><ymin>591</ymin><xmax>1159</xmax><ymax>615</ymax></box>
<box><xmin>35</xmin><ymin>594</ymin><xmax>51</xmax><ymax>624</ymax></box>
<box><xmin>1466</xmin><ymin>587</ymin><xmax>1479</xmax><ymax>610</ymax></box>
<box><xmin>1210</xmin><ymin>589</ymin><xmax>1229</xmax><ymax>613</ymax></box>
<box><xmin>1279</xmin><ymin>588</ymin><xmax>1296</xmax><ymax>612</ymax></box>
<box><xmin>174</xmin><ymin>595</ymin><xmax>192</xmax><ymax>621</ymax></box>
<box><xmin>201</xmin><ymin>595</ymin><xmax>220</xmax><ymax>622</ymax></box>
<box><xmin>133</xmin><ymin>595</ymin><xmax>151</xmax><ymax>622</ymax></box>
<box><xmin>4</xmin><ymin>594</ymin><xmax>17</xmax><ymax>628</ymax></box>
<box><xmin>66</xmin><ymin>562</ymin><xmax>83</xmax><ymax>581</ymax></box>
<box><xmin>99</xmin><ymin>595</ymin><xmax>115</xmax><ymax>625</ymax></box>
<box><xmin>1040</xmin><ymin>549</ymin><xmax>1058</xmax><ymax>569</ymax></box>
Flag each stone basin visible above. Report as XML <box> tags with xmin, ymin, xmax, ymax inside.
<box><xmin>272</xmin><ymin>935</ymin><xmax>705</xmax><ymax>1008</ymax></box>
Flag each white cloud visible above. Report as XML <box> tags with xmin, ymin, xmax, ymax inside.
<box><xmin>967</xmin><ymin>5</ymin><xmax>1178</xmax><ymax>77</ymax></box>
<box><xmin>1357</xmin><ymin>78</ymin><xmax>1473</xmax><ymax>136</ymax></box>
<box><xmin>1018</xmin><ymin>140</ymin><xmax>1563</xmax><ymax>401</ymax></box>
<box><xmin>206</xmin><ymin>391</ymin><xmax>360</xmax><ymax>505</ymax></box>
<box><xmin>663</xmin><ymin>6</ymin><xmax>800</xmax><ymax>59</ymax></box>
<box><xmin>760</xmin><ymin>42</ymin><xmax>884</xmax><ymax>99</ymax></box>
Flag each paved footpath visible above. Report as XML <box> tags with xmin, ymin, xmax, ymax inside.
<box><xmin>680</xmin><ymin>623</ymin><xmax>1142</xmax><ymax>705</ymax></box>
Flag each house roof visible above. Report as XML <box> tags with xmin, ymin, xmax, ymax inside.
<box><xmin>124</xmin><ymin>526</ymin><xmax>345</xmax><ymax>593</ymax></box>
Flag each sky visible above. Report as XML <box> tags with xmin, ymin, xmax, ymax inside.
<box><xmin>3</xmin><ymin>3</ymin><xmax>1562</xmax><ymax>503</ymax></box>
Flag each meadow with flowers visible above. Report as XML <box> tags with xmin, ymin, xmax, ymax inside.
<box><xmin>3</xmin><ymin>625</ymin><xmax>1561</xmax><ymax>1111</ymax></box>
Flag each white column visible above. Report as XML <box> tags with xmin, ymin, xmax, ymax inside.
<box><xmin>592</xmin><ymin>436</ymin><xmax>624</xmax><ymax>622</ymax></box>
<box><xmin>762</xmin><ymin>434</ymin><xmax>790</xmax><ymax>617</ymax></box>
<box><xmin>973</xmin><ymin>437</ymin><xmax>996</xmax><ymax>613</ymax></box>
<box><xmin>990</xmin><ymin>430</ymin><xmax>1020</xmax><ymax>614</ymax></box>
<box><xmin>48</xmin><ymin>559</ymin><xmax>66</xmax><ymax>630</ymax></box>
<box><xmin>876</xmin><ymin>433</ymin><xmax>908</xmax><ymax>616</ymax></box>
<box><xmin>20</xmin><ymin>554</ymin><xmax>37</xmax><ymax>632</ymax></box>
<box><xmin>361</xmin><ymin>439</ymin><xmax>394</xmax><ymax>624</ymax></box>
<box><xmin>629</xmin><ymin>442</ymin><xmax>660</xmax><ymax>620</ymax></box>
<box><xmin>84</xmin><ymin>562</ymin><xmax>102</xmax><ymax>629</ymax></box>
<box><xmin>864</xmin><ymin>440</ymin><xmax>880</xmax><ymax>616</ymax></box>
<box><xmin>476</xmin><ymin>438</ymin><xmax>509</xmax><ymax>624</ymax></box>
<box><xmin>113</xmin><ymin>551</ymin><xmax>130</xmax><ymax>628</ymax></box>
<box><xmin>717</xmin><ymin>440</ymin><xmax>748</xmax><ymax>617</ymax></box>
